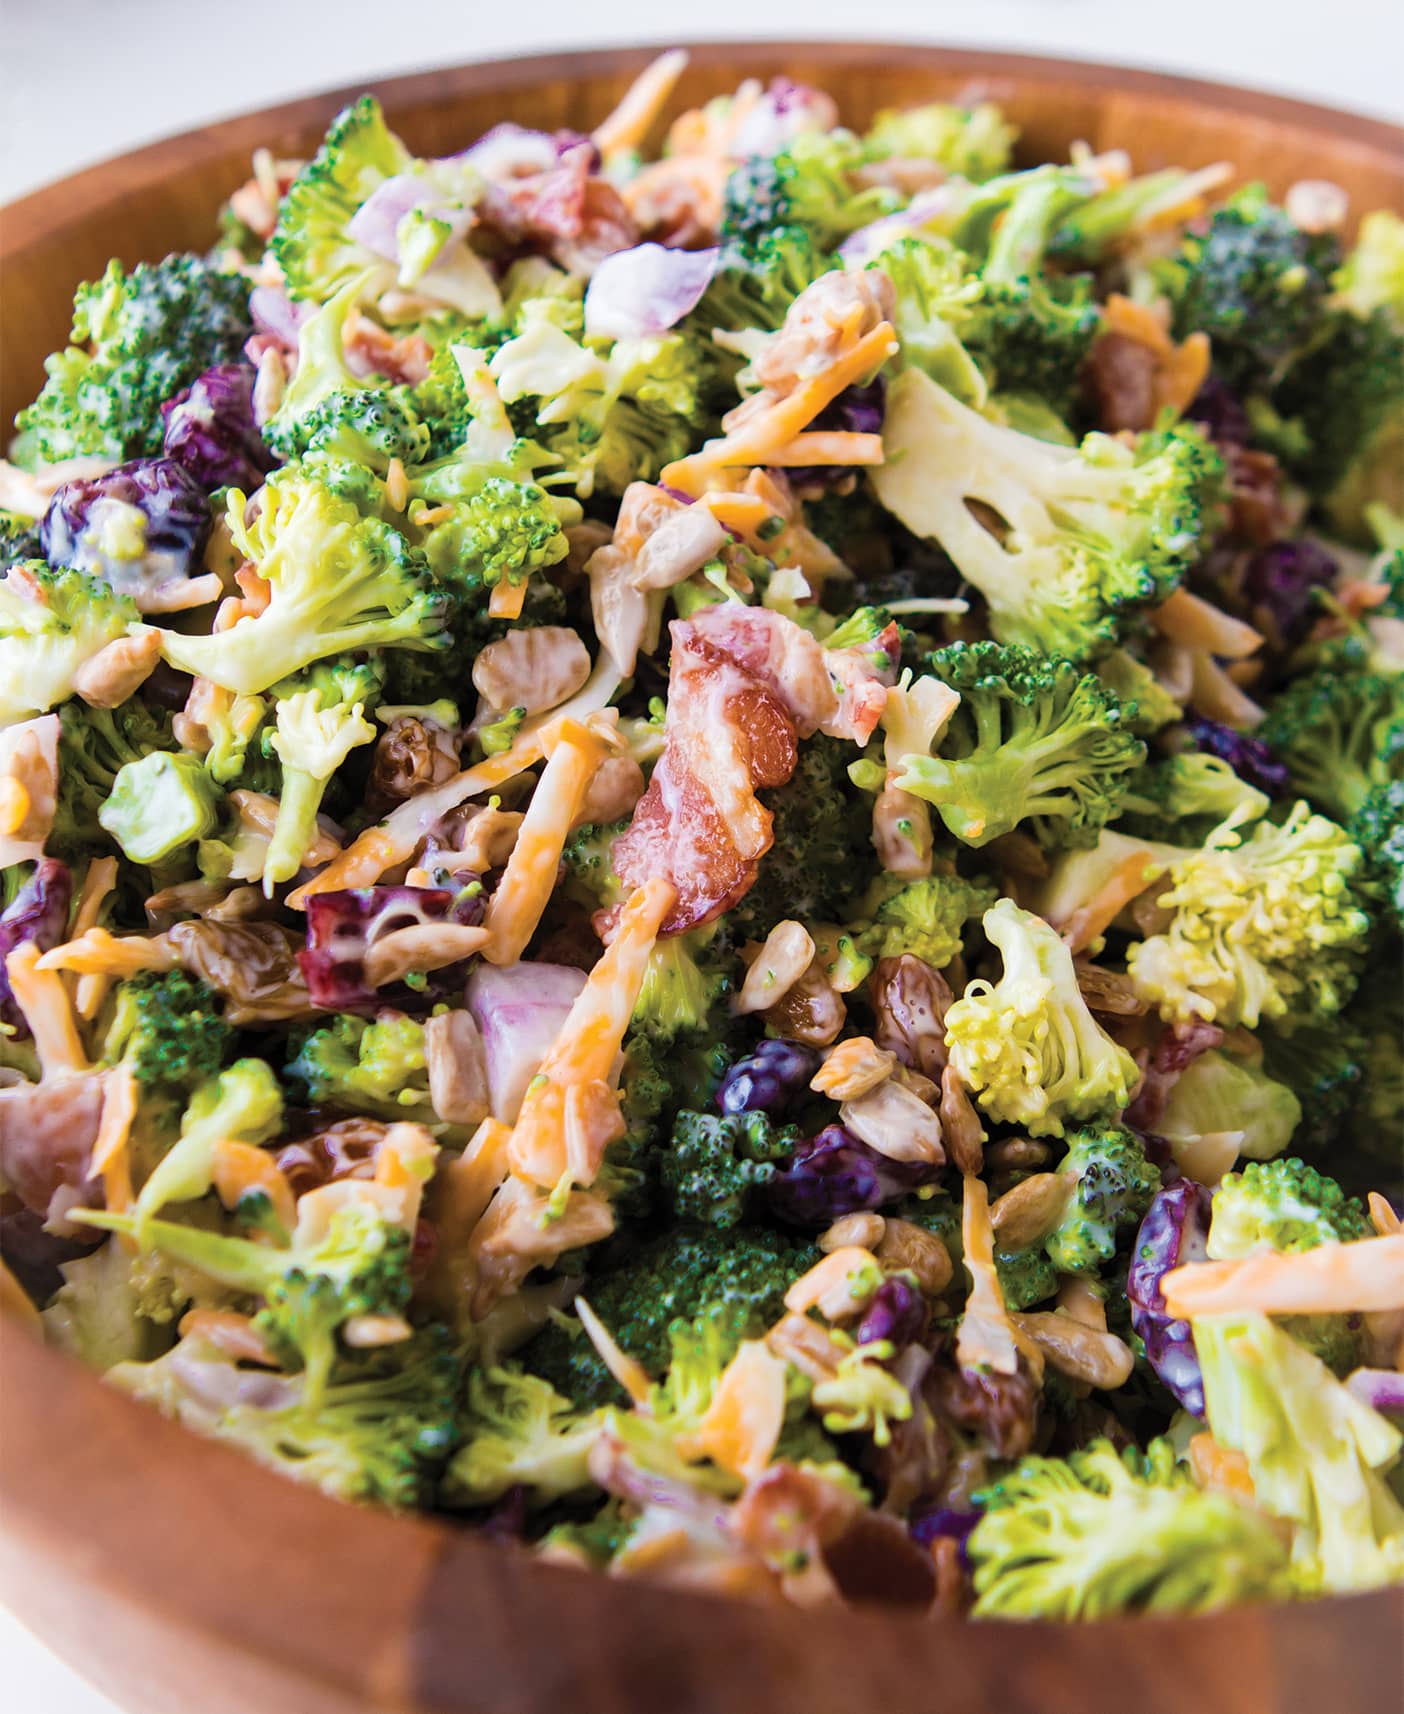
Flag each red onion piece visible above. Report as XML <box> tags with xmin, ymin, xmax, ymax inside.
<box><xmin>466</xmin><ymin>961</ymin><xmax>587</xmax><ymax>1123</ymax></box>
<box><xmin>584</xmin><ymin>243</ymin><xmax>720</xmax><ymax>340</ymax></box>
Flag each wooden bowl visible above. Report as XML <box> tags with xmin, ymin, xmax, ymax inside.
<box><xmin>2</xmin><ymin>42</ymin><xmax>1402</xmax><ymax>1714</ymax></box>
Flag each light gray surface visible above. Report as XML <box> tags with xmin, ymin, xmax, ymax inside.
<box><xmin>2</xmin><ymin>4</ymin><xmax>1398</xmax><ymax>1710</ymax></box>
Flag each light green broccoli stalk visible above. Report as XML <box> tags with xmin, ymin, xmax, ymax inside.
<box><xmin>83</xmin><ymin>1197</ymin><xmax>417</xmax><ymax>1411</ymax></box>
<box><xmin>849</xmin><ymin>869</ymin><xmax>998</xmax><ymax>966</ymax></box>
<box><xmin>285</xmin><ymin>1012</ymin><xmax>432</xmax><ymax>1120</ymax></box>
<box><xmin>863</xmin><ymin>101</ymin><xmax>1017</xmax><ymax>181</ymax></box>
<box><xmin>1116</xmin><ymin>752</ymin><xmax>1271</xmax><ymax>844</ymax></box>
<box><xmin>869</xmin><ymin>236</ymin><xmax>989</xmax><ymax>405</ymax></box>
<box><xmin>873</xmin><ymin>367</ymin><xmax>1221</xmax><ymax>661</ymax></box>
<box><xmin>262</xmin><ymin>655</ymin><xmax>382</xmax><ymax>891</ymax></box>
<box><xmin>969</xmin><ymin>1437</ymin><xmax>1292</xmax><ymax>1618</ymax></box>
<box><xmin>159</xmin><ymin>467</ymin><xmax>451</xmax><ymax>695</ymax></box>
<box><xmin>945</xmin><ymin>898</ymin><xmax>1139</xmax><ymax>1137</ymax></box>
<box><xmin>1126</xmin><ymin>801</ymin><xmax>1373</xmax><ymax>1031</ymax></box>
<box><xmin>1095</xmin><ymin>648</ymin><xmax>1184</xmax><ymax>735</ymax></box>
<box><xmin>109</xmin><ymin>1325</ymin><xmax>460</xmax><ymax>1508</ymax></box>
<box><xmin>1158</xmin><ymin>1051</ymin><xmax>1302</xmax><ymax>1165</ymax></box>
<box><xmin>0</xmin><ymin>564</ymin><xmax>143</xmax><ymax>724</ymax></box>
<box><xmin>1196</xmin><ymin>1313</ymin><xmax>1404</xmax><ymax>1592</ymax></box>
<box><xmin>124</xmin><ymin>1057</ymin><xmax>284</xmax><ymax>1235</ymax></box>
<box><xmin>1042</xmin><ymin>1123</ymin><xmax>1161</xmax><ymax>1276</ymax></box>
<box><xmin>898</xmin><ymin>641</ymin><xmax>1146</xmax><ymax>849</ymax></box>
<box><xmin>98</xmin><ymin>750</ymin><xmax>226</xmax><ymax>865</ymax></box>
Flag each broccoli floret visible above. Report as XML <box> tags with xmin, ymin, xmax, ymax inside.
<box><xmin>408</xmin><ymin>462</ymin><xmax>570</xmax><ymax>597</ymax></box>
<box><xmin>944</xmin><ymin>898</ymin><xmax>1139</xmax><ymax>1138</ymax></box>
<box><xmin>659</xmin><ymin>1109</ymin><xmax>799</xmax><ymax>1228</ymax></box>
<box><xmin>446</xmin><ymin>1364</ymin><xmax>605</xmax><ymax>1506</ymax></box>
<box><xmin>261</xmin><ymin>655</ymin><xmax>383</xmax><ymax>890</ymax></box>
<box><xmin>111</xmin><ymin>1325</ymin><xmax>459</xmax><ymax>1509</ymax></box>
<box><xmin>285</xmin><ymin>1012</ymin><xmax>431</xmax><ymax>1119</ymax></box>
<box><xmin>863</xmin><ymin>101</ymin><xmax>1016</xmax><ymax>181</ymax></box>
<box><xmin>518</xmin><ymin>1225</ymin><xmax>820</xmax><ymax>1409</ymax></box>
<box><xmin>1115</xmin><ymin>752</ymin><xmax>1270</xmax><ymax>844</ymax></box>
<box><xmin>98</xmin><ymin>749</ymin><xmax>225</xmax><ymax>865</ymax></box>
<box><xmin>560</xmin><ymin>815</ymin><xmax>627</xmax><ymax>914</ymax></box>
<box><xmin>867</xmin><ymin>236</ymin><xmax>989</xmax><ymax>405</ymax></box>
<box><xmin>0</xmin><ymin>511</ymin><xmax>42</xmax><ymax>570</ymax></box>
<box><xmin>1277</xmin><ymin>305</ymin><xmax>1404</xmax><ymax>513</ymax></box>
<box><xmin>692</xmin><ymin>226</ymin><xmax>833</xmax><ymax>337</ymax></box>
<box><xmin>102</xmin><ymin>969</ymin><xmax>233</xmax><ymax>1094</ymax></box>
<box><xmin>721</xmin><ymin>131</ymin><xmax>898</xmax><ymax>254</ymax></box>
<box><xmin>731</xmin><ymin>734</ymin><xmax>874</xmax><ymax>938</ymax></box>
<box><xmin>159</xmin><ymin>467</ymin><xmax>450</xmax><ymax>695</ymax></box>
<box><xmin>995</xmin><ymin>1245</ymin><xmax>1060</xmax><ymax>1311</ymax></box>
<box><xmin>1208</xmin><ymin>1157</ymin><xmax>1371</xmax><ymax>1259</ymax></box>
<box><xmin>129</xmin><ymin>1057</ymin><xmax>285</xmax><ymax>1232</ymax></box>
<box><xmin>1350</xmin><ymin>778</ymin><xmax>1404</xmax><ymax>929</ymax></box>
<box><xmin>89</xmin><ymin>1199</ymin><xmax>415</xmax><ymax>1409</ymax></box>
<box><xmin>1042</xmin><ymin>1123</ymin><xmax>1162</xmax><ymax>1276</ymax></box>
<box><xmin>15</xmin><ymin>256</ymin><xmax>253</xmax><ymax>463</ymax></box>
<box><xmin>288</xmin><ymin>387</ymin><xmax>432</xmax><ymax>471</ymax></box>
<box><xmin>1257</xmin><ymin>664</ymin><xmax>1404</xmax><ymax>825</ymax></box>
<box><xmin>631</xmin><ymin>928</ymin><xmax>733</xmax><ymax>1045</ymax></box>
<box><xmin>968</xmin><ymin>1436</ymin><xmax>1291</xmax><ymax>1617</ymax></box>
<box><xmin>1161</xmin><ymin>184</ymin><xmax>1340</xmax><ymax>395</ymax></box>
<box><xmin>48</xmin><ymin>696</ymin><xmax>176</xmax><ymax>863</ymax></box>
<box><xmin>1094</xmin><ymin>648</ymin><xmax>1183</xmax><ymax>736</ymax></box>
<box><xmin>1158</xmin><ymin>1050</ymin><xmax>1302</xmax><ymax>1164</ymax></box>
<box><xmin>0</xmin><ymin>563</ymin><xmax>143</xmax><ymax>725</ymax></box>
<box><xmin>270</xmin><ymin>96</ymin><xmax>410</xmax><ymax>303</ymax></box>
<box><xmin>874</xmin><ymin>369</ymin><xmax>1221</xmax><ymax>661</ymax></box>
<box><xmin>1197</xmin><ymin>1314</ymin><xmax>1404</xmax><ymax>1592</ymax></box>
<box><xmin>1260</xmin><ymin>1024</ymin><xmax>1365</xmax><ymax>1154</ymax></box>
<box><xmin>1335</xmin><ymin>210</ymin><xmax>1404</xmax><ymax>323</ymax></box>
<box><xmin>1126</xmin><ymin>801</ymin><xmax>1373</xmax><ymax>1031</ymax></box>
<box><xmin>897</xmin><ymin>641</ymin><xmax>1145</xmax><ymax>850</ymax></box>
<box><xmin>849</xmin><ymin>869</ymin><xmax>997</xmax><ymax>967</ymax></box>
<box><xmin>961</xmin><ymin>166</ymin><xmax>1102</xmax><ymax>419</ymax></box>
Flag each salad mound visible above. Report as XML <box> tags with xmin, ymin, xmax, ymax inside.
<box><xmin>2</xmin><ymin>51</ymin><xmax>1402</xmax><ymax>1618</ymax></box>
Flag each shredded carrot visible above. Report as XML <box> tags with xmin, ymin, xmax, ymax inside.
<box><xmin>482</xmin><ymin>718</ymin><xmax>615</xmax><ymax>965</ymax></box>
<box><xmin>507</xmin><ymin>877</ymin><xmax>675</xmax><ymax>1187</ymax></box>
<box><xmin>662</xmin><ymin>322</ymin><xmax>898</xmax><ymax>494</ymax></box>
<box><xmin>488</xmin><ymin>579</ymin><xmax>527</xmax><ymax>620</ymax></box>
<box><xmin>1162</xmin><ymin>1234</ymin><xmax>1404</xmax><ymax>1319</ymax></box>
<box><xmin>765</xmin><ymin>432</ymin><xmax>886</xmax><ymax>467</ymax></box>
<box><xmin>93</xmin><ymin>1064</ymin><xmax>137</xmax><ymax>1218</ymax></box>
<box><xmin>697</xmin><ymin>491</ymin><xmax>772</xmax><ymax>533</ymax></box>
<box><xmin>591</xmin><ymin>49</ymin><xmax>689</xmax><ymax>159</ymax></box>
<box><xmin>37</xmin><ymin>927</ymin><xmax>178</xmax><ymax>979</ymax></box>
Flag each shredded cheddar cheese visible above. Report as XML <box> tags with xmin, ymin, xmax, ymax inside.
<box><xmin>1162</xmin><ymin>1235</ymin><xmax>1404</xmax><ymax>1319</ymax></box>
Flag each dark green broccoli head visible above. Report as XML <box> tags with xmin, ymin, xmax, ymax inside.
<box><xmin>105</xmin><ymin>970</ymin><xmax>233</xmax><ymax>1093</ymax></box>
<box><xmin>995</xmin><ymin>1244</ymin><xmax>1060</xmax><ymax>1310</ymax></box>
<box><xmin>1163</xmin><ymin>184</ymin><xmax>1341</xmax><ymax>394</ymax></box>
<box><xmin>16</xmin><ymin>256</ymin><xmax>253</xmax><ymax>463</ymax></box>
<box><xmin>518</xmin><ymin>1225</ymin><xmax>820</xmax><ymax>1408</ymax></box>
<box><xmin>1260</xmin><ymin>1021</ymin><xmax>1365</xmax><ymax>1154</ymax></box>
<box><xmin>1272</xmin><ymin>306</ymin><xmax>1404</xmax><ymax>500</ymax></box>
<box><xmin>721</xmin><ymin>132</ymin><xmax>897</xmax><ymax>254</ymax></box>
<box><xmin>1348</xmin><ymin>777</ymin><xmax>1404</xmax><ymax>928</ymax></box>
<box><xmin>901</xmin><ymin>640</ymin><xmax>1145</xmax><ymax>849</ymax></box>
<box><xmin>1044</xmin><ymin>1123</ymin><xmax>1162</xmax><ymax>1276</ymax></box>
<box><xmin>660</xmin><ymin>1109</ymin><xmax>800</xmax><ymax>1229</ymax></box>
<box><xmin>731</xmin><ymin>734</ymin><xmax>875</xmax><ymax>937</ymax></box>
<box><xmin>1208</xmin><ymin>1157</ymin><xmax>1371</xmax><ymax>1259</ymax></box>
<box><xmin>276</xmin><ymin>387</ymin><xmax>431</xmax><ymax>470</ymax></box>
<box><xmin>694</xmin><ymin>226</ymin><xmax>834</xmax><ymax>336</ymax></box>
<box><xmin>1258</xmin><ymin>663</ymin><xmax>1404</xmax><ymax>824</ymax></box>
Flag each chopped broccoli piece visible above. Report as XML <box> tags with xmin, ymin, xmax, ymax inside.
<box><xmin>1335</xmin><ymin>209</ymin><xmax>1404</xmax><ymax>323</ymax></box>
<box><xmin>1197</xmin><ymin>1314</ymin><xmax>1404</xmax><ymax>1593</ymax></box>
<box><xmin>16</xmin><ymin>256</ymin><xmax>252</xmax><ymax>463</ymax></box>
<box><xmin>897</xmin><ymin>641</ymin><xmax>1145</xmax><ymax>849</ymax></box>
<box><xmin>130</xmin><ymin>1057</ymin><xmax>284</xmax><ymax>1231</ymax></box>
<box><xmin>159</xmin><ymin>467</ymin><xmax>451</xmax><ymax>695</ymax></box>
<box><xmin>1094</xmin><ymin>649</ymin><xmax>1183</xmax><ymax>736</ymax></box>
<box><xmin>289</xmin><ymin>387</ymin><xmax>431</xmax><ymax>471</ymax></box>
<box><xmin>995</xmin><ymin>1245</ymin><xmax>1060</xmax><ymax>1311</ymax></box>
<box><xmin>111</xmin><ymin>1325</ymin><xmax>459</xmax><ymax>1508</ymax></box>
<box><xmin>1257</xmin><ymin>664</ymin><xmax>1404</xmax><ymax>826</ymax></box>
<box><xmin>0</xmin><ymin>563</ymin><xmax>142</xmax><ymax>725</ymax></box>
<box><xmin>98</xmin><ymin>749</ymin><xmax>225</xmax><ymax>865</ymax></box>
<box><xmin>1115</xmin><ymin>752</ymin><xmax>1270</xmax><ymax>845</ymax></box>
<box><xmin>660</xmin><ymin>1109</ymin><xmax>799</xmax><ymax>1228</ymax></box>
<box><xmin>285</xmin><ymin>1012</ymin><xmax>431</xmax><ymax>1119</ymax></box>
<box><xmin>1350</xmin><ymin>778</ymin><xmax>1404</xmax><ymax>929</ymax></box>
<box><xmin>721</xmin><ymin>131</ymin><xmax>898</xmax><ymax>254</ymax></box>
<box><xmin>944</xmin><ymin>898</ymin><xmax>1139</xmax><ymax>1137</ymax></box>
<box><xmin>1126</xmin><ymin>802</ymin><xmax>1373</xmax><ymax>1031</ymax></box>
<box><xmin>691</xmin><ymin>227</ymin><xmax>833</xmax><ymax>337</ymax></box>
<box><xmin>518</xmin><ymin>1226</ymin><xmax>820</xmax><ymax>1409</ymax></box>
<box><xmin>874</xmin><ymin>368</ymin><xmax>1221</xmax><ymax>661</ymax></box>
<box><xmin>1207</xmin><ymin>1157</ymin><xmax>1371</xmax><ymax>1260</ymax></box>
<box><xmin>1161</xmin><ymin>184</ymin><xmax>1340</xmax><ymax>395</ymax></box>
<box><xmin>969</xmin><ymin>1436</ymin><xmax>1291</xmax><ymax>1617</ymax></box>
<box><xmin>48</xmin><ymin>696</ymin><xmax>177</xmax><ymax>863</ymax></box>
<box><xmin>102</xmin><ymin>970</ymin><xmax>233</xmax><ymax>1093</ymax></box>
<box><xmin>631</xmin><ymin>928</ymin><xmax>733</xmax><ymax>1045</ymax></box>
<box><xmin>1043</xmin><ymin>1123</ymin><xmax>1161</xmax><ymax>1276</ymax></box>
<box><xmin>849</xmin><ymin>869</ymin><xmax>997</xmax><ymax>967</ymax></box>
<box><xmin>270</xmin><ymin>96</ymin><xmax>410</xmax><ymax>303</ymax></box>
<box><xmin>863</xmin><ymin>101</ymin><xmax>1016</xmax><ymax>181</ymax></box>
<box><xmin>447</xmin><ymin>1364</ymin><xmax>605</xmax><ymax>1506</ymax></box>
<box><xmin>0</xmin><ymin>511</ymin><xmax>42</xmax><ymax>570</ymax></box>
<box><xmin>868</xmin><ymin>236</ymin><xmax>989</xmax><ymax>406</ymax></box>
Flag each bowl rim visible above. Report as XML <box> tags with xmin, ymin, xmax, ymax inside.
<box><xmin>1</xmin><ymin>39</ymin><xmax>1402</xmax><ymax>1714</ymax></box>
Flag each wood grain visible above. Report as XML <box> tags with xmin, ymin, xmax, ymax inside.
<box><xmin>1</xmin><ymin>43</ymin><xmax>1402</xmax><ymax>1714</ymax></box>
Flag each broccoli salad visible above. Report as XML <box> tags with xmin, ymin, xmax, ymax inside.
<box><xmin>2</xmin><ymin>50</ymin><xmax>1402</xmax><ymax>1618</ymax></box>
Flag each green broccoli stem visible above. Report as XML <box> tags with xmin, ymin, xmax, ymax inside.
<box><xmin>264</xmin><ymin>766</ymin><xmax>331</xmax><ymax>890</ymax></box>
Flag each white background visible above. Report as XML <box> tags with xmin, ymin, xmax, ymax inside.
<box><xmin>2</xmin><ymin>2</ymin><xmax>1400</xmax><ymax>1709</ymax></box>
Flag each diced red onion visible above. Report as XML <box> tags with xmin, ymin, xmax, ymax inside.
<box><xmin>466</xmin><ymin>961</ymin><xmax>587</xmax><ymax>1123</ymax></box>
<box><xmin>249</xmin><ymin>285</ymin><xmax>311</xmax><ymax>347</ymax></box>
<box><xmin>1345</xmin><ymin>1367</ymin><xmax>1404</xmax><ymax>1419</ymax></box>
<box><xmin>347</xmin><ymin>173</ymin><xmax>479</xmax><ymax>266</ymax></box>
<box><xmin>837</xmin><ymin>187</ymin><xmax>960</xmax><ymax>267</ymax></box>
<box><xmin>584</xmin><ymin>243</ymin><xmax>720</xmax><ymax>341</ymax></box>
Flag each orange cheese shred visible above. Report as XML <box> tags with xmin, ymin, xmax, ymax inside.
<box><xmin>1162</xmin><ymin>1234</ymin><xmax>1404</xmax><ymax>1320</ymax></box>
<box><xmin>688</xmin><ymin>1339</ymin><xmax>788</xmax><ymax>1480</ymax></box>
<box><xmin>210</xmin><ymin>1138</ymin><xmax>296</xmax><ymax>1234</ymax></box>
<box><xmin>591</xmin><ymin>49</ymin><xmax>689</xmax><ymax>159</ymax></box>
<box><xmin>575</xmin><ymin>1295</ymin><xmax>655</xmax><ymax>1406</ymax></box>
<box><xmin>765</xmin><ymin>432</ymin><xmax>885</xmax><ymax>468</ymax></box>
